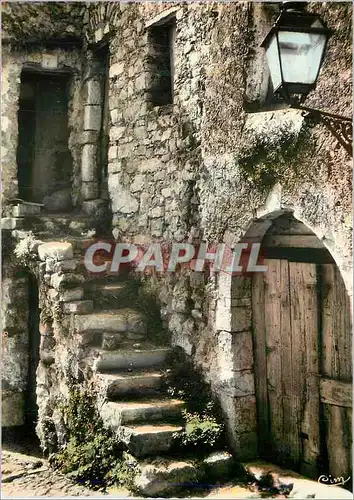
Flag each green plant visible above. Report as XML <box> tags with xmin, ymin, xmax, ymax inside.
<box><xmin>238</xmin><ymin>126</ymin><xmax>316</xmax><ymax>191</ymax></box>
<box><xmin>50</xmin><ymin>384</ymin><xmax>139</xmax><ymax>491</ymax></box>
<box><xmin>178</xmin><ymin>410</ymin><xmax>224</xmax><ymax>452</ymax></box>
<box><xmin>162</xmin><ymin>347</ymin><xmax>226</xmax><ymax>455</ymax></box>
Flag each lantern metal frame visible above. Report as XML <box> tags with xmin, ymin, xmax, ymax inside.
<box><xmin>262</xmin><ymin>2</ymin><xmax>352</xmax><ymax>156</ymax></box>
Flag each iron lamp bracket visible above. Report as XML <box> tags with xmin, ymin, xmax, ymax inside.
<box><xmin>290</xmin><ymin>103</ymin><xmax>353</xmax><ymax>157</ymax></box>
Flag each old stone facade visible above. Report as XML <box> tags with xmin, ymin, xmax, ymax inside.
<box><xmin>2</xmin><ymin>1</ymin><xmax>352</xmax><ymax>488</ymax></box>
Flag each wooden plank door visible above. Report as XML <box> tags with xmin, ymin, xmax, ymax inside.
<box><xmin>320</xmin><ymin>264</ymin><xmax>352</xmax><ymax>480</ymax></box>
<box><xmin>253</xmin><ymin>259</ymin><xmax>320</xmax><ymax>475</ymax></box>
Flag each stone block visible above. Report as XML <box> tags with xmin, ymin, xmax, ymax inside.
<box><xmin>110</xmin><ymin>108</ymin><xmax>120</xmax><ymax>123</ymax></box>
<box><xmin>109</xmin><ymin>175</ymin><xmax>139</xmax><ymax>214</ymax></box>
<box><xmin>82</xmin><ymin>199</ymin><xmax>107</xmax><ymax>218</ymax></box>
<box><xmin>134</xmin><ymin>458</ymin><xmax>202</xmax><ymax>496</ymax></box>
<box><xmin>218</xmin><ymin>331</ymin><xmax>253</xmax><ymax>372</ymax></box>
<box><xmin>202</xmin><ymin>451</ymin><xmax>236</xmax><ymax>480</ymax></box>
<box><xmin>231</xmin><ymin>277</ymin><xmax>252</xmax><ymax>299</ymax></box>
<box><xmin>232</xmin><ymin>431</ymin><xmax>258</xmax><ymax>461</ymax></box>
<box><xmin>149</xmin><ymin>206</ymin><xmax>165</xmax><ymax>218</ymax></box>
<box><xmin>108</xmin><ymin>161</ymin><xmax>122</xmax><ymax>174</ymax></box>
<box><xmin>75</xmin><ymin>310</ymin><xmax>146</xmax><ymax>334</ymax></box>
<box><xmin>1</xmin><ymin>391</ymin><xmax>24</xmax><ymax>427</ymax></box>
<box><xmin>82</xmin><ymin>181</ymin><xmax>99</xmax><ymax>200</ymax></box>
<box><xmin>215</xmin><ymin>300</ymin><xmax>232</xmax><ymax>331</ymax></box>
<box><xmin>161</xmin><ymin>188</ymin><xmax>172</xmax><ymax>198</ymax></box>
<box><xmin>109</xmin><ymin>62</ymin><xmax>124</xmax><ymax>78</ymax></box>
<box><xmin>12</xmin><ymin>204</ymin><xmax>42</xmax><ymax>217</ymax></box>
<box><xmin>95</xmin><ymin>27</ymin><xmax>104</xmax><ymax>43</ymax></box>
<box><xmin>150</xmin><ymin>218</ymin><xmax>163</xmax><ymax>237</ymax></box>
<box><xmin>110</xmin><ymin>126</ymin><xmax>125</xmax><ymax>141</ymax></box>
<box><xmin>1</xmin><ymin>218</ymin><xmax>26</xmax><ymax>230</ymax></box>
<box><xmin>102</xmin><ymin>333</ymin><xmax>123</xmax><ymax>350</ymax></box>
<box><xmin>81</xmin><ymin>144</ymin><xmax>97</xmax><ymax>182</ymax></box>
<box><xmin>220</xmin><ymin>394</ymin><xmax>257</xmax><ymax>436</ymax></box>
<box><xmin>130</xmin><ymin>174</ymin><xmax>144</xmax><ymax>193</ymax></box>
<box><xmin>50</xmin><ymin>272</ymin><xmax>85</xmax><ymax>291</ymax></box>
<box><xmin>59</xmin><ymin>288</ymin><xmax>84</xmax><ymax>302</ymax></box>
<box><xmin>232</xmin><ymin>331</ymin><xmax>254</xmax><ymax>371</ymax></box>
<box><xmin>85</xmin><ymin>80</ymin><xmax>101</xmax><ymax>105</ymax></box>
<box><xmin>45</xmin><ymin>258</ymin><xmax>56</xmax><ymax>273</ymax></box>
<box><xmin>63</xmin><ymin>300</ymin><xmax>94</xmax><ymax>315</ymax></box>
<box><xmin>53</xmin><ymin>259</ymin><xmax>78</xmax><ymax>273</ymax></box>
<box><xmin>42</xmin><ymin>53</ymin><xmax>58</xmax><ymax>69</ymax></box>
<box><xmin>48</xmin><ymin>288</ymin><xmax>59</xmax><ymax>301</ymax></box>
<box><xmin>140</xmin><ymin>158</ymin><xmax>161</xmax><ymax>173</ymax></box>
<box><xmin>80</xmin><ymin>130</ymin><xmax>98</xmax><ymax>145</ymax></box>
<box><xmin>38</xmin><ymin>242</ymin><xmax>73</xmax><ymax>262</ymax></box>
<box><xmin>231</xmin><ymin>307</ymin><xmax>252</xmax><ymax>332</ymax></box>
<box><xmin>217</xmin><ymin>370</ymin><xmax>255</xmax><ymax>398</ymax></box>
<box><xmin>43</xmin><ymin>189</ymin><xmax>72</xmax><ymax>213</ymax></box>
<box><xmin>108</xmin><ymin>146</ymin><xmax>118</xmax><ymax>161</ymax></box>
<box><xmin>84</xmin><ymin>105</ymin><xmax>102</xmax><ymax>131</ymax></box>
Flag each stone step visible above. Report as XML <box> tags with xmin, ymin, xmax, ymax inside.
<box><xmin>94</xmin><ymin>347</ymin><xmax>170</xmax><ymax>372</ymax></box>
<box><xmin>96</xmin><ymin>371</ymin><xmax>163</xmax><ymax>397</ymax></box>
<box><xmin>80</xmin><ymin>264</ymin><xmax>133</xmax><ymax>284</ymax></box>
<box><xmin>85</xmin><ymin>282</ymin><xmax>139</xmax><ymax>311</ymax></box>
<box><xmin>100</xmin><ymin>399</ymin><xmax>184</xmax><ymax>425</ymax></box>
<box><xmin>34</xmin><ymin>235</ymin><xmax>97</xmax><ymax>257</ymax></box>
<box><xmin>94</xmin><ymin>283</ymin><xmax>128</xmax><ymax>298</ymax></box>
<box><xmin>29</xmin><ymin>214</ymin><xmax>95</xmax><ymax>230</ymax></box>
<box><xmin>119</xmin><ymin>423</ymin><xmax>183</xmax><ymax>457</ymax></box>
<box><xmin>74</xmin><ymin>309</ymin><xmax>146</xmax><ymax>335</ymax></box>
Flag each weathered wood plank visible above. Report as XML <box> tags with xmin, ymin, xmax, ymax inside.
<box><xmin>321</xmin><ymin>264</ymin><xmax>352</xmax><ymax>380</ymax></box>
<box><xmin>288</xmin><ymin>261</ymin><xmax>304</xmax><ymax>471</ymax></box>
<box><xmin>323</xmin><ymin>404</ymin><xmax>352</xmax><ymax>479</ymax></box>
<box><xmin>262</xmin><ymin>235</ymin><xmax>325</xmax><ymax>249</ymax></box>
<box><xmin>320</xmin><ymin>264</ymin><xmax>352</xmax><ymax>478</ymax></box>
<box><xmin>252</xmin><ymin>269</ymin><xmax>269</xmax><ymax>457</ymax></box>
<box><xmin>289</xmin><ymin>262</ymin><xmax>319</xmax><ymax>477</ymax></box>
<box><xmin>264</xmin><ymin>259</ymin><xmax>284</xmax><ymax>461</ymax></box>
<box><xmin>279</xmin><ymin>259</ymin><xmax>293</xmax><ymax>463</ymax></box>
<box><xmin>320</xmin><ymin>378</ymin><xmax>352</xmax><ymax>408</ymax></box>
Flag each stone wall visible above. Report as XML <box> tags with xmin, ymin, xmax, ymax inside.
<box><xmin>1</xmin><ymin>236</ymin><xmax>94</xmax><ymax>452</ymax></box>
<box><xmin>1</xmin><ymin>1</ymin><xmax>352</xmax><ymax>461</ymax></box>
<box><xmin>2</xmin><ymin>259</ymin><xmax>30</xmax><ymax>427</ymax></box>
<box><xmin>1</xmin><ymin>3</ymin><xmax>84</xmax><ymax>43</ymax></box>
<box><xmin>83</xmin><ymin>1</ymin><xmax>352</xmax><ymax>457</ymax></box>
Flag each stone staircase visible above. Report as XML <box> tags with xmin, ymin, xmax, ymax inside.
<box><xmin>7</xmin><ymin>213</ymin><xmax>234</xmax><ymax>495</ymax></box>
<box><xmin>11</xmin><ymin>213</ymin><xmax>188</xmax><ymax>456</ymax></box>
<box><xmin>76</xmin><ymin>272</ymin><xmax>185</xmax><ymax>459</ymax></box>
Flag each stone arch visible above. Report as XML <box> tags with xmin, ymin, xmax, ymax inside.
<box><xmin>214</xmin><ymin>206</ymin><xmax>352</xmax><ymax>471</ymax></box>
<box><xmin>240</xmin><ymin>187</ymin><xmax>352</xmax><ymax>299</ymax></box>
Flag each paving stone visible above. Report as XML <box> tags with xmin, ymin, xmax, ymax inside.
<box><xmin>203</xmin><ymin>451</ymin><xmax>236</xmax><ymax>480</ymax></box>
<box><xmin>135</xmin><ymin>457</ymin><xmax>202</xmax><ymax>496</ymax></box>
<box><xmin>38</xmin><ymin>242</ymin><xmax>73</xmax><ymax>262</ymax></box>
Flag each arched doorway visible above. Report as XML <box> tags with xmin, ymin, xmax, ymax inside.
<box><xmin>251</xmin><ymin>214</ymin><xmax>352</xmax><ymax>480</ymax></box>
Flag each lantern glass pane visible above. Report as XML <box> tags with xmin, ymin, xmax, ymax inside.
<box><xmin>265</xmin><ymin>33</ymin><xmax>282</xmax><ymax>90</ymax></box>
<box><xmin>278</xmin><ymin>28</ymin><xmax>327</xmax><ymax>85</ymax></box>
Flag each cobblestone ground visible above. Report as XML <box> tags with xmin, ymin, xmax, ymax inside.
<box><xmin>1</xmin><ymin>450</ymin><xmax>132</xmax><ymax>498</ymax></box>
<box><xmin>3</xmin><ymin>446</ymin><xmax>352</xmax><ymax>499</ymax></box>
